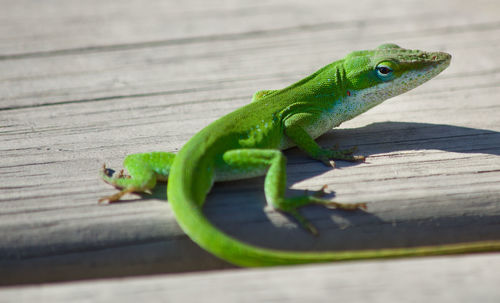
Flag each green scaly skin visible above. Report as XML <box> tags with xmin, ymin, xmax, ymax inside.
<box><xmin>100</xmin><ymin>44</ymin><xmax>500</xmax><ymax>267</ymax></box>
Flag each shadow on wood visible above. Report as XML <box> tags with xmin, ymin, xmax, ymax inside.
<box><xmin>151</xmin><ymin>120</ymin><xmax>500</xmax><ymax>250</ymax></box>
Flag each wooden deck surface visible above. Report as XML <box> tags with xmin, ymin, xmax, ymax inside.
<box><xmin>1</xmin><ymin>0</ymin><xmax>500</xmax><ymax>301</ymax></box>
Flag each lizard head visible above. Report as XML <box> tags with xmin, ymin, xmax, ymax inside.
<box><xmin>337</xmin><ymin>43</ymin><xmax>451</xmax><ymax>119</ymax></box>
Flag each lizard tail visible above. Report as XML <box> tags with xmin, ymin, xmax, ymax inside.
<box><xmin>167</xmin><ymin>136</ymin><xmax>500</xmax><ymax>267</ymax></box>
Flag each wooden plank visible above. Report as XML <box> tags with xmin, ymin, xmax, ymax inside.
<box><xmin>2</xmin><ymin>1</ymin><xmax>500</xmax><ymax>109</ymax></box>
<box><xmin>1</xmin><ymin>254</ymin><xmax>499</xmax><ymax>303</ymax></box>
<box><xmin>2</xmin><ymin>0</ymin><xmax>497</xmax><ymax>57</ymax></box>
<box><xmin>0</xmin><ymin>0</ymin><xmax>499</xmax><ymax>288</ymax></box>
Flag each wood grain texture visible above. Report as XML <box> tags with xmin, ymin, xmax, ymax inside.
<box><xmin>2</xmin><ymin>254</ymin><xmax>500</xmax><ymax>303</ymax></box>
<box><xmin>0</xmin><ymin>0</ymin><xmax>499</xmax><ymax>293</ymax></box>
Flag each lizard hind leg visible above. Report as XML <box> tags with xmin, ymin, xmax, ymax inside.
<box><xmin>222</xmin><ymin>149</ymin><xmax>366</xmax><ymax>235</ymax></box>
<box><xmin>99</xmin><ymin>151</ymin><xmax>175</xmax><ymax>203</ymax></box>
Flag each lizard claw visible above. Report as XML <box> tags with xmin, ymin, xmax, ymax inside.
<box><xmin>312</xmin><ymin>185</ymin><xmax>329</xmax><ymax>198</ymax></box>
<box><xmin>98</xmin><ymin>187</ymin><xmax>139</xmax><ymax>204</ymax></box>
<box><xmin>319</xmin><ymin>156</ymin><xmax>336</xmax><ymax>168</ymax></box>
<box><xmin>325</xmin><ymin>201</ymin><xmax>367</xmax><ymax>211</ymax></box>
<box><xmin>352</xmin><ymin>155</ymin><xmax>366</xmax><ymax>162</ymax></box>
<box><xmin>316</xmin><ymin>145</ymin><xmax>364</xmax><ymax>166</ymax></box>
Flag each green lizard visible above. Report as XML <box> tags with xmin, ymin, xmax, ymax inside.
<box><xmin>100</xmin><ymin>44</ymin><xmax>500</xmax><ymax>266</ymax></box>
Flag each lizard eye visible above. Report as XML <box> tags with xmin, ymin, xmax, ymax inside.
<box><xmin>377</xmin><ymin>66</ymin><xmax>392</xmax><ymax>74</ymax></box>
<box><xmin>375</xmin><ymin>63</ymin><xmax>394</xmax><ymax>80</ymax></box>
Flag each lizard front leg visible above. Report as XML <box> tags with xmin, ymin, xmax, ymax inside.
<box><xmin>284</xmin><ymin>113</ymin><xmax>365</xmax><ymax>167</ymax></box>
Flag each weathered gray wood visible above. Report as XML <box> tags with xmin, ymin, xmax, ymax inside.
<box><xmin>2</xmin><ymin>1</ymin><xmax>500</xmax><ymax>109</ymax></box>
<box><xmin>1</xmin><ymin>254</ymin><xmax>500</xmax><ymax>303</ymax></box>
<box><xmin>2</xmin><ymin>0</ymin><xmax>496</xmax><ymax>57</ymax></box>
<box><xmin>0</xmin><ymin>0</ymin><xmax>499</xmax><ymax>291</ymax></box>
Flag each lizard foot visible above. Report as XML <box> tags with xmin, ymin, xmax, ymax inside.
<box><xmin>328</xmin><ymin>145</ymin><xmax>365</xmax><ymax>162</ymax></box>
<box><xmin>274</xmin><ymin>186</ymin><xmax>366</xmax><ymax>236</ymax></box>
<box><xmin>317</xmin><ymin>146</ymin><xmax>365</xmax><ymax>168</ymax></box>
<box><xmin>99</xmin><ymin>164</ymin><xmax>149</xmax><ymax>203</ymax></box>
